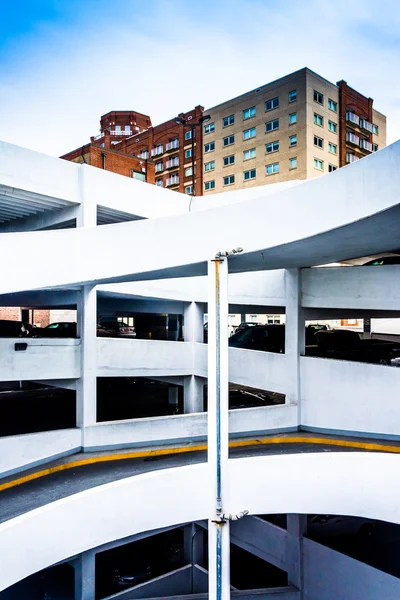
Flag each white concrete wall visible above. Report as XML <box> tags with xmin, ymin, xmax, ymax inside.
<box><xmin>83</xmin><ymin>404</ymin><xmax>296</xmax><ymax>450</ymax></box>
<box><xmin>2</xmin><ymin>452</ymin><xmax>400</xmax><ymax>591</ymax></box>
<box><xmin>0</xmin><ymin>428</ymin><xmax>81</xmax><ymax>478</ymax></box>
<box><xmin>300</xmin><ymin>356</ymin><xmax>400</xmax><ymax>437</ymax></box>
<box><xmin>302</xmin><ymin>265</ymin><xmax>400</xmax><ymax>311</ymax></box>
<box><xmin>0</xmin><ymin>338</ymin><xmax>80</xmax><ymax>381</ymax></box>
<box><xmin>97</xmin><ymin>339</ymin><xmax>194</xmax><ymax>378</ymax></box>
<box><xmin>303</xmin><ymin>538</ymin><xmax>400</xmax><ymax>600</ymax></box>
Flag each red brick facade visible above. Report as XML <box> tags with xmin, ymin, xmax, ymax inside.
<box><xmin>337</xmin><ymin>80</ymin><xmax>375</xmax><ymax>168</ymax></box>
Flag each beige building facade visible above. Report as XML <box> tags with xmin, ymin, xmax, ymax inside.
<box><xmin>202</xmin><ymin>67</ymin><xmax>385</xmax><ymax>194</ymax></box>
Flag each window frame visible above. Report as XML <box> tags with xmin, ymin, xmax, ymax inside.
<box><xmin>288</xmin><ymin>90</ymin><xmax>297</xmax><ymax>103</ymax></box>
<box><xmin>223</xmin><ymin>174</ymin><xmax>235</xmax><ymax>186</ymax></box>
<box><xmin>265</xmin><ymin>97</ymin><xmax>279</xmax><ymax>111</ymax></box>
<box><xmin>243</xmin><ymin>148</ymin><xmax>256</xmax><ymax>160</ymax></box>
<box><xmin>314</xmin><ymin>113</ymin><xmax>324</xmax><ymax>127</ymax></box>
<box><xmin>328</xmin><ymin>142</ymin><xmax>337</xmax><ymax>155</ymax></box>
<box><xmin>204</xmin><ymin>160</ymin><xmax>215</xmax><ymax>172</ymax></box>
<box><xmin>204</xmin><ymin>122</ymin><xmax>215</xmax><ymax>134</ymax></box>
<box><xmin>289</xmin><ymin>157</ymin><xmax>297</xmax><ymax>169</ymax></box>
<box><xmin>289</xmin><ymin>135</ymin><xmax>297</xmax><ymax>147</ymax></box>
<box><xmin>243</xmin><ymin>168</ymin><xmax>256</xmax><ymax>181</ymax></box>
<box><xmin>223</xmin><ymin>155</ymin><xmax>235</xmax><ymax>166</ymax></box>
<box><xmin>243</xmin><ymin>106</ymin><xmax>256</xmax><ymax>120</ymax></box>
<box><xmin>185</xmin><ymin>149</ymin><xmax>192</xmax><ymax>158</ymax></box>
<box><xmin>223</xmin><ymin>114</ymin><xmax>235</xmax><ymax>127</ymax></box>
<box><xmin>289</xmin><ymin>112</ymin><xmax>297</xmax><ymax>125</ymax></box>
<box><xmin>204</xmin><ymin>141</ymin><xmax>215</xmax><ymax>153</ymax></box>
<box><xmin>328</xmin><ymin>120</ymin><xmax>337</xmax><ymax>133</ymax></box>
<box><xmin>265</xmin><ymin>119</ymin><xmax>279</xmax><ymax>133</ymax></box>
<box><xmin>328</xmin><ymin>98</ymin><xmax>337</xmax><ymax>112</ymax></box>
<box><xmin>314</xmin><ymin>158</ymin><xmax>324</xmax><ymax>171</ymax></box>
<box><xmin>265</xmin><ymin>162</ymin><xmax>280</xmax><ymax>175</ymax></box>
<box><xmin>243</xmin><ymin>127</ymin><xmax>256</xmax><ymax>140</ymax></box>
<box><xmin>223</xmin><ymin>134</ymin><xmax>235</xmax><ymax>147</ymax></box>
<box><xmin>314</xmin><ymin>90</ymin><xmax>324</xmax><ymax>104</ymax></box>
<box><xmin>314</xmin><ymin>135</ymin><xmax>323</xmax><ymax>149</ymax></box>
<box><xmin>204</xmin><ymin>180</ymin><xmax>215</xmax><ymax>191</ymax></box>
<box><xmin>265</xmin><ymin>140</ymin><xmax>279</xmax><ymax>154</ymax></box>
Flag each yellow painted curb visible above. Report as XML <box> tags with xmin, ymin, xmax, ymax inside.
<box><xmin>1</xmin><ymin>435</ymin><xmax>399</xmax><ymax>493</ymax></box>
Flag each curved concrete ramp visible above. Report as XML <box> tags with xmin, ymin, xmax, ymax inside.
<box><xmin>0</xmin><ymin>143</ymin><xmax>399</xmax><ymax>294</ymax></box>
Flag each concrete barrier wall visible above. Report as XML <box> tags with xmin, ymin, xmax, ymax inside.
<box><xmin>97</xmin><ymin>339</ymin><xmax>195</xmax><ymax>378</ymax></box>
<box><xmin>302</xmin><ymin>265</ymin><xmax>400</xmax><ymax>311</ymax></box>
<box><xmin>0</xmin><ymin>428</ymin><xmax>81</xmax><ymax>478</ymax></box>
<box><xmin>303</xmin><ymin>538</ymin><xmax>400</xmax><ymax>600</ymax></box>
<box><xmin>300</xmin><ymin>356</ymin><xmax>400</xmax><ymax>438</ymax></box>
<box><xmin>83</xmin><ymin>404</ymin><xmax>297</xmax><ymax>450</ymax></box>
<box><xmin>2</xmin><ymin>453</ymin><xmax>400</xmax><ymax>591</ymax></box>
<box><xmin>0</xmin><ymin>338</ymin><xmax>80</xmax><ymax>382</ymax></box>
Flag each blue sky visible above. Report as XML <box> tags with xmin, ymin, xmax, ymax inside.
<box><xmin>1</xmin><ymin>0</ymin><xmax>399</xmax><ymax>156</ymax></box>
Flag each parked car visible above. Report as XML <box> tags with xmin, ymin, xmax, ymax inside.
<box><xmin>235</xmin><ymin>322</ymin><xmax>262</xmax><ymax>333</ymax></box>
<box><xmin>0</xmin><ymin>320</ymin><xmax>32</xmax><ymax>337</ymax></box>
<box><xmin>32</xmin><ymin>322</ymin><xmax>77</xmax><ymax>338</ymax></box>
<box><xmin>229</xmin><ymin>324</ymin><xmax>400</xmax><ymax>365</ymax></box>
<box><xmin>97</xmin><ymin>318</ymin><xmax>136</xmax><ymax>338</ymax></box>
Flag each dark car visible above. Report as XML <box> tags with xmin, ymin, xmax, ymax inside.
<box><xmin>33</xmin><ymin>322</ymin><xmax>77</xmax><ymax>338</ymax></box>
<box><xmin>229</xmin><ymin>324</ymin><xmax>285</xmax><ymax>353</ymax></box>
<box><xmin>0</xmin><ymin>320</ymin><xmax>32</xmax><ymax>337</ymax></box>
<box><xmin>97</xmin><ymin>319</ymin><xmax>136</xmax><ymax>338</ymax></box>
<box><xmin>235</xmin><ymin>322</ymin><xmax>262</xmax><ymax>333</ymax></box>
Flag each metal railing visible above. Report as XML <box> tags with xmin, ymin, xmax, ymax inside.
<box><xmin>360</xmin><ymin>139</ymin><xmax>373</xmax><ymax>152</ymax></box>
<box><xmin>346</xmin><ymin>153</ymin><xmax>359</xmax><ymax>163</ymax></box>
<box><xmin>166</xmin><ymin>140</ymin><xmax>179</xmax><ymax>151</ymax></box>
<box><xmin>155</xmin><ymin>163</ymin><xmax>164</xmax><ymax>173</ymax></box>
<box><xmin>166</xmin><ymin>158</ymin><xmax>179</xmax><ymax>169</ymax></box>
<box><xmin>360</xmin><ymin>119</ymin><xmax>373</xmax><ymax>133</ymax></box>
<box><xmin>151</xmin><ymin>147</ymin><xmax>164</xmax><ymax>157</ymax></box>
<box><xmin>110</xmin><ymin>130</ymin><xmax>132</xmax><ymax>136</ymax></box>
<box><xmin>346</xmin><ymin>132</ymin><xmax>360</xmax><ymax>145</ymax></box>
<box><xmin>166</xmin><ymin>176</ymin><xmax>179</xmax><ymax>186</ymax></box>
<box><xmin>138</xmin><ymin>152</ymin><xmax>149</xmax><ymax>160</ymax></box>
<box><xmin>346</xmin><ymin>112</ymin><xmax>360</xmax><ymax>126</ymax></box>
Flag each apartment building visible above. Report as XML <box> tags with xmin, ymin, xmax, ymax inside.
<box><xmin>202</xmin><ymin>68</ymin><xmax>386</xmax><ymax>194</ymax></box>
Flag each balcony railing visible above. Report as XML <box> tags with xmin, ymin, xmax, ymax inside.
<box><xmin>151</xmin><ymin>146</ymin><xmax>164</xmax><ymax>157</ymax></box>
<box><xmin>93</xmin><ymin>133</ymin><xmax>104</xmax><ymax>140</ymax></box>
<box><xmin>346</xmin><ymin>153</ymin><xmax>359</xmax><ymax>164</ymax></box>
<box><xmin>360</xmin><ymin>139</ymin><xmax>373</xmax><ymax>152</ymax></box>
<box><xmin>360</xmin><ymin>119</ymin><xmax>373</xmax><ymax>134</ymax></box>
<box><xmin>166</xmin><ymin>158</ymin><xmax>179</xmax><ymax>169</ymax></box>
<box><xmin>138</xmin><ymin>152</ymin><xmax>149</xmax><ymax>160</ymax></box>
<box><xmin>155</xmin><ymin>180</ymin><xmax>163</xmax><ymax>187</ymax></box>
<box><xmin>166</xmin><ymin>176</ymin><xmax>179</xmax><ymax>187</ymax></box>
<box><xmin>166</xmin><ymin>140</ymin><xmax>179</xmax><ymax>151</ymax></box>
<box><xmin>110</xmin><ymin>130</ymin><xmax>132</xmax><ymax>136</ymax></box>
<box><xmin>346</xmin><ymin>132</ymin><xmax>360</xmax><ymax>145</ymax></box>
<box><xmin>346</xmin><ymin>111</ymin><xmax>360</xmax><ymax>126</ymax></box>
<box><xmin>155</xmin><ymin>163</ymin><xmax>164</xmax><ymax>173</ymax></box>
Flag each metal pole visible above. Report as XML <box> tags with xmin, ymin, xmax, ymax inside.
<box><xmin>208</xmin><ymin>255</ymin><xmax>230</xmax><ymax>600</ymax></box>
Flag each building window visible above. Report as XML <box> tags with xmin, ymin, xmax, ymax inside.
<box><xmin>328</xmin><ymin>99</ymin><xmax>337</xmax><ymax>112</ymax></box>
<box><xmin>289</xmin><ymin>157</ymin><xmax>297</xmax><ymax>169</ymax></box>
<box><xmin>265</xmin><ymin>119</ymin><xmax>279</xmax><ymax>132</ymax></box>
<box><xmin>185</xmin><ymin>130</ymin><xmax>192</xmax><ymax>140</ymax></box>
<box><xmin>372</xmin><ymin>124</ymin><xmax>379</xmax><ymax>135</ymax></box>
<box><xmin>204</xmin><ymin>122</ymin><xmax>215</xmax><ymax>134</ymax></box>
<box><xmin>328</xmin><ymin>120</ymin><xmax>337</xmax><ymax>133</ymax></box>
<box><xmin>223</xmin><ymin>114</ymin><xmax>235</xmax><ymax>127</ymax></box>
<box><xmin>204</xmin><ymin>180</ymin><xmax>215</xmax><ymax>191</ymax></box>
<box><xmin>372</xmin><ymin>143</ymin><xmax>379</xmax><ymax>152</ymax></box>
<box><xmin>205</xmin><ymin>161</ymin><xmax>215</xmax><ymax>171</ymax></box>
<box><xmin>155</xmin><ymin>179</ymin><xmax>163</xmax><ymax>187</ymax></box>
<box><xmin>185</xmin><ymin>149</ymin><xmax>192</xmax><ymax>159</ymax></box>
<box><xmin>223</xmin><ymin>175</ymin><xmax>235</xmax><ymax>186</ymax></box>
<box><xmin>314</xmin><ymin>158</ymin><xmax>324</xmax><ymax>170</ymax></box>
<box><xmin>243</xmin><ymin>148</ymin><xmax>256</xmax><ymax>160</ymax></box>
<box><xmin>243</xmin><ymin>127</ymin><xmax>256</xmax><ymax>140</ymax></box>
<box><xmin>314</xmin><ymin>90</ymin><xmax>324</xmax><ymax>104</ymax></box>
<box><xmin>185</xmin><ymin>185</ymin><xmax>193</xmax><ymax>194</ymax></box>
<box><xmin>328</xmin><ymin>165</ymin><xmax>337</xmax><ymax>172</ymax></box>
<box><xmin>223</xmin><ymin>155</ymin><xmax>235</xmax><ymax>166</ymax></box>
<box><xmin>205</xmin><ymin>142</ymin><xmax>215</xmax><ymax>152</ymax></box>
<box><xmin>314</xmin><ymin>136</ymin><xmax>323</xmax><ymax>148</ymax></box>
<box><xmin>124</xmin><ymin>125</ymin><xmax>130</xmax><ymax>132</ymax></box>
<box><xmin>328</xmin><ymin>142</ymin><xmax>337</xmax><ymax>155</ymax></box>
<box><xmin>115</xmin><ymin>125</ymin><xmax>121</xmax><ymax>131</ymax></box>
<box><xmin>244</xmin><ymin>169</ymin><xmax>256</xmax><ymax>180</ymax></box>
<box><xmin>266</xmin><ymin>162</ymin><xmax>279</xmax><ymax>175</ymax></box>
<box><xmin>288</xmin><ymin>90</ymin><xmax>297</xmax><ymax>103</ymax></box>
<box><xmin>265</xmin><ymin>97</ymin><xmax>279</xmax><ymax>111</ymax></box>
<box><xmin>265</xmin><ymin>141</ymin><xmax>279</xmax><ymax>153</ymax></box>
<box><xmin>289</xmin><ymin>135</ymin><xmax>297</xmax><ymax>147</ymax></box>
<box><xmin>223</xmin><ymin>135</ymin><xmax>235</xmax><ymax>146</ymax></box>
<box><xmin>185</xmin><ymin>167</ymin><xmax>193</xmax><ymax>177</ymax></box>
<box><xmin>289</xmin><ymin>112</ymin><xmax>297</xmax><ymax>125</ymax></box>
<box><xmin>314</xmin><ymin>113</ymin><xmax>324</xmax><ymax>127</ymax></box>
<box><xmin>243</xmin><ymin>106</ymin><xmax>256</xmax><ymax>119</ymax></box>
<box><xmin>132</xmin><ymin>171</ymin><xmax>145</xmax><ymax>181</ymax></box>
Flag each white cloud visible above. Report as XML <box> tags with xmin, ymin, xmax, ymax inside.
<box><xmin>0</xmin><ymin>0</ymin><xmax>399</xmax><ymax>156</ymax></box>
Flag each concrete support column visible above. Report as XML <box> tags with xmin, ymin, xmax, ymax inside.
<box><xmin>184</xmin><ymin>301</ymin><xmax>204</xmax><ymax>343</ymax></box>
<box><xmin>76</xmin><ymin>166</ymin><xmax>96</xmax><ymax>228</ymax></box>
<box><xmin>285</xmin><ymin>269</ymin><xmax>305</xmax><ymax>425</ymax></box>
<box><xmin>74</xmin><ymin>551</ymin><xmax>95</xmax><ymax>600</ymax></box>
<box><xmin>77</xmin><ymin>286</ymin><xmax>97</xmax><ymax>434</ymax></box>
<box><xmin>286</xmin><ymin>514</ymin><xmax>307</xmax><ymax>593</ymax></box>
<box><xmin>240</xmin><ymin>313</ymin><xmax>246</xmax><ymax>324</ymax></box>
<box><xmin>208</xmin><ymin>256</ymin><xmax>230</xmax><ymax>600</ymax></box>
<box><xmin>184</xmin><ymin>524</ymin><xmax>205</xmax><ymax>592</ymax></box>
<box><xmin>184</xmin><ymin>375</ymin><xmax>204</xmax><ymax>413</ymax></box>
